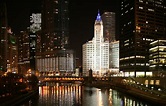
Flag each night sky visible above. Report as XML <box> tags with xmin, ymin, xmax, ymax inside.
<box><xmin>6</xmin><ymin>0</ymin><xmax>119</xmax><ymax>66</ymax></box>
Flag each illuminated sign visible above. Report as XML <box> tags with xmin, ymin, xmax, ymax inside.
<box><xmin>30</xmin><ymin>13</ymin><xmax>41</xmax><ymax>33</ymax></box>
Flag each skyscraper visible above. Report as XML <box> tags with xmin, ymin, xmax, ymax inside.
<box><xmin>0</xmin><ymin>1</ymin><xmax>8</xmax><ymax>73</ymax></box>
<box><xmin>29</xmin><ymin>12</ymin><xmax>41</xmax><ymax>73</ymax></box>
<box><xmin>119</xmin><ymin>0</ymin><xmax>166</xmax><ymax>77</ymax></box>
<box><xmin>149</xmin><ymin>40</ymin><xmax>166</xmax><ymax>72</ymax></box>
<box><xmin>102</xmin><ymin>12</ymin><xmax>116</xmax><ymax>42</ymax></box>
<box><xmin>37</xmin><ymin>0</ymin><xmax>75</xmax><ymax>75</ymax></box>
<box><xmin>17</xmin><ymin>30</ymin><xmax>30</xmax><ymax>74</ymax></box>
<box><xmin>41</xmin><ymin>0</ymin><xmax>69</xmax><ymax>54</ymax></box>
<box><xmin>0</xmin><ymin>2</ymin><xmax>18</xmax><ymax>73</ymax></box>
<box><xmin>109</xmin><ymin>41</ymin><xmax>119</xmax><ymax>69</ymax></box>
<box><xmin>82</xmin><ymin>11</ymin><xmax>109</xmax><ymax>76</ymax></box>
<box><xmin>7</xmin><ymin>28</ymin><xmax>18</xmax><ymax>73</ymax></box>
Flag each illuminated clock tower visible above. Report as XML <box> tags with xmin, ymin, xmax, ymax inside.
<box><xmin>93</xmin><ymin>11</ymin><xmax>104</xmax><ymax>75</ymax></box>
<box><xmin>83</xmin><ymin>11</ymin><xmax>109</xmax><ymax>76</ymax></box>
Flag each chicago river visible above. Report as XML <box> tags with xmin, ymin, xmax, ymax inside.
<box><xmin>21</xmin><ymin>82</ymin><xmax>153</xmax><ymax>106</ymax></box>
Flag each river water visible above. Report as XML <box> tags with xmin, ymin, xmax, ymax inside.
<box><xmin>21</xmin><ymin>82</ymin><xmax>152</xmax><ymax>106</ymax></box>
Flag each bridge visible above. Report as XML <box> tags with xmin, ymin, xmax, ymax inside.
<box><xmin>38</xmin><ymin>75</ymin><xmax>112</xmax><ymax>84</ymax></box>
<box><xmin>34</xmin><ymin>75</ymin><xmax>166</xmax><ymax>105</ymax></box>
<box><xmin>39</xmin><ymin>76</ymin><xmax>84</xmax><ymax>82</ymax></box>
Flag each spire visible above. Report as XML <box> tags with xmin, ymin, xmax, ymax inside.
<box><xmin>96</xmin><ymin>10</ymin><xmax>101</xmax><ymax>21</ymax></box>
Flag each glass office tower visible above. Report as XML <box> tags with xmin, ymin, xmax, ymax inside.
<box><xmin>41</xmin><ymin>0</ymin><xmax>69</xmax><ymax>53</ymax></box>
<box><xmin>119</xmin><ymin>0</ymin><xmax>166</xmax><ymax>77</ymax></box>
<box><xmin>102</xmin><ymin>12</ymin><xmax>116</xmax><ymax>42</ymax></box>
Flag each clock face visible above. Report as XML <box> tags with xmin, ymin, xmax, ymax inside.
<box><xmin>96</xmin><ymin>25</ymin><xmax>101</xmax><ymax>30</ymax></box>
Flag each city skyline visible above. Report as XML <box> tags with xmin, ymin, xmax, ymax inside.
<box><xmin>1</xmin><ymin>1</ymin><xmax>166</xmax><ymax>105</ymax></box>
<box><xmin>6</xmin><ymin>0</ymin><xmax>119</xmax><ymax>66</ymax></box>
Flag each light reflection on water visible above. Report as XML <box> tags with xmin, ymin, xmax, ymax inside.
<box><xmin>38</xmin><ymin>83</ymin><xmax>82</xmax><ymax>106</ymax></box>
<box><xmin>22</xmin><ymin>82</ymin><xmax>151</xmax><ymax>106</ymax></box>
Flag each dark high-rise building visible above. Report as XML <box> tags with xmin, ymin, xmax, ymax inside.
<box><xmin>29</xmin><ymin>11</ymin><xmax>41</xmax><ymax>73</ymax></box>
<box><xmin>0</xmin><ymin>2</ymin><xmax>18</xmax><ymax>73</ymax></box>
<box><xmin>119</xmin><ymin>0</ymin><xmax>166</xmax><ymax>76</ymax></box>
<box><xmin>18</xmin><ymin>29</ymin><xmax>41</xmax><ymax>74</ymax></box>
<box><xmin>41</xmin><ymin>0</ymin><xmax>69</xmax><ymax>54</ymax></box>
<box><xmin>0</xmin><ymin>1</ymin><xmax>8</xmax><ymax>73</ymax></box>
<box><xmin>36</xmin><ymin>0</ymin><xmax>75</xmax><ymax>75</ymax></box>
<box><xmin>102</xmin><ymin>12</ymin><xmax>116</xmax><ymax>42</ymax></box>
<box><xmin>7</xmin><ymin>30</ymin><xmax>18</xmax><ymax>73</ymax></box>
<box><xmin>17</xmin><ymin>30</ymin><xmax>30</xmax><ymax>74</ymax></box>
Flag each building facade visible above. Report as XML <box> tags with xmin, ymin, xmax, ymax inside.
<box><xmin>109</xmin><ymin>41</ymin><xmax>119</xmax><ymax>69</ymax></box>
<box><xmin>29</xmin><ymin>12</ymin><xmax>41</xmax><ymax>73</ymax></box>
<box><xmin>37</xmin><ymin>49</ymin><xmax>75</xmax><ymax>76</ymax></box>
<box><xmin>149</xmin><ymin>40</ymin><xmax>166</xmax><ymax>72</ymax></box>
<box><xmin>102</xmin><ymin>12</ymin><xmax>116</xmax><ymax>42</ymax></box>
<box><xmin>36</xmin><ymin>0</ymin><xmax>75</xmax><ymax>75</ymax></box>
<box><xmin>83</xmin><ymin>11</ymin><xmax>110</xmax><ymax>76</ymax></box>
<box><xmin>17</xmin><ymin>30</ymin><xmax>30</xmax><ymax>74</ymax></box>
<box><xmin>0</xmin><ymin>1</ymin><xmax>8</xmax><ymax>73</ymax></box>
<box><xmin>41</xmin><ymin>0</ymin><xmax>69</xmax><ymax>53</ymax></box>
<box><xmin>7</xmin><ymin>30</ymin><xmax>18</xmax><ymax>73</ymax></box>
<box><xmin>120</xmin><ymin>0</ymin><xmax>166</xmax><ymax>77</ymax></box>
<box><xmin>0</xmin><ymin>2</ymin><xmax>18</xmax><ymax>74</ymax></box>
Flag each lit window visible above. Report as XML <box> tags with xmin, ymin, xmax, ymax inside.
<box><xmin>55</xmin><ymin>1</ymin><xmax>58</xmax><ymax>3</ymax></box>
<box><xmin>125</xmin><ymin>10</ymin><xmax>128</xmax><ymax>13</ymax></box>
<box><xmin>130</xmin><ymin>7</ymin><xmax>133</xmax><ymax>10</ymax></box>
<box><xmin>139</xmin><ymin>0</ymin><xmax>143</xmax><ymax>2</ymax></box>
<box><xmin>148</xmin><ymin>8</ymin><xmax>154</xmax><ymax>11</ymax></box>
<box><xmin>139</xmin><ymin>7</ymin><xmax>143</xmax><ymax>9</ymax></box>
